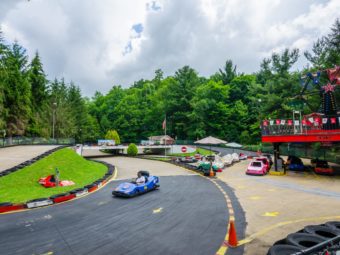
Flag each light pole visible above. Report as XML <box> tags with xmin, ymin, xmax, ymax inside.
<box><xmin>2</xmin><ymin>130</ymin><xmax>5</xmax><ymax>147</ymax></box>
<box><xmin>52</xmin><ymin>102</ymin><xmax>57</xmax><ymax>140</ymax></box>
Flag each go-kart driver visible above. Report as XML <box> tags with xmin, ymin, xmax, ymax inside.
<box><xmin>135</xmin><ymin>172</ymin><xmax>146</xmax><ymax>185</ymax></box>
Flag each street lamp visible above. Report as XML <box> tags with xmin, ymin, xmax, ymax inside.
<box><xmin>52</xmin><ymin>102</ymin><xmax>57</xmax><ymax>140</ymax></box>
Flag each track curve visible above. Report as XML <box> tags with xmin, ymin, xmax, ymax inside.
<box><xmin>0</xmin><ymin>173</ymin><xmax>229</xmax><ymax>255</ymax></box>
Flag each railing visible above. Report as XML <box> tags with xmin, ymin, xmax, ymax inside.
<box><xmin>0</xmin><ymin>137</ymin><xmax>75</xmax><ymax>147</ymax></box>
<box><xmin>262</xmin><ymin>115</ymin><xmax>340</xmax><ymax>136</ymax></box>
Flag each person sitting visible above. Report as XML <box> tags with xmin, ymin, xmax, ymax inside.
<box><xmin>135</xmin><ymin>172</ymin><xmax>146</xmax><ymax>185</ymax></box>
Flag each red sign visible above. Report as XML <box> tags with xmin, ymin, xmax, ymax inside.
<box><xmin>181</xmin><ymin>146</ymin><xmax>187</xmax><ymax>153</ymax></box>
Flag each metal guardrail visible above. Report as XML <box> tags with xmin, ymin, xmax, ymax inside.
<box><xmin>0</xmin><ymin>137</ymin><xmax>75</xmax><ymax>147</ymax></box>
<box><xmin>261</xmin><ymin>115</ymin><xmax>340</xmax><ymax>136</ymax></box>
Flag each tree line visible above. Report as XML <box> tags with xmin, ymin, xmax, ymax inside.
<box><xmin>0</xmin><ymin>20</ymin><xmax>338</xmax><ymax>144</ymax></box>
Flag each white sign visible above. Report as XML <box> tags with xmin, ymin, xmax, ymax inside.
<box><xmin>27</xmin><ymin>200</ymin><xmax>53</xmax><ymax>208</ymax></box>
<box><xmin>98</xmin><ymin>140</ymin><xmax>115</xmax><ymax>146</ymax></box>
<box><xmin>75</xmin><ymin>189</ymin><xmax>88</xmax><ymax>197</ymax></box>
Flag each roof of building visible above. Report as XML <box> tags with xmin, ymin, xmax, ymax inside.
<box><xmin>149</xmin><ymin>135</ymin><xmax>174</xmax><ymax>140</ymax></box>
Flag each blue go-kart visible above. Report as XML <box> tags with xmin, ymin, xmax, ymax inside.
<box><xmin>287</xmin><ymin>155</ymin><xmax>305</xmax><ymax>171</ymax></box>
<box><xmin>112</xmin><ymin>171</ymin><xmax>160</xmax><ymax>198</ymax></box>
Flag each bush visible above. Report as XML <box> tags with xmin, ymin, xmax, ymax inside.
<box><xmin>105</xmin><ymin>130</ymin><xmax>121</xmax><ymax>145</ymax></box>
<box><xmin>127</xmin><ymin>143</ymin><xmax>138</xmax><ymax>156</ymax></box>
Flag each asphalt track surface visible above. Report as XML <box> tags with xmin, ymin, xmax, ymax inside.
<box><xmin>0</xmin><ymin>175</ymin><xmax>230</xmax><ymax>255</ymax></box>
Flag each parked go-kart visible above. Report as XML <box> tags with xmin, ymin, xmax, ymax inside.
<box><xmin>197</xmin><ymin>162</ymin><xmax>220</xmax><ymax>175</ymax></box>
<box><xmin>311</xmin><ymin>159</ymin><xmax>334</xmax><ymax>175</ymax></box>
<box><xmin>287</xmin><ymin>155</ymin><xmax>305</xmax><ymax>171</ymax></box>
<box><xmin>112</xmin><ymin>171</ymin><xmax>160</xmax><ymax>197</ymax></box>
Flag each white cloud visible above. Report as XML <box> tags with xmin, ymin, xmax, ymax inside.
<box><xmin>0</xmin><ymin>0</ymin><xmax>338</xmax><ymax>96</ymax></box>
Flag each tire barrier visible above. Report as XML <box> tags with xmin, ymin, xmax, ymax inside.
<box><xmin>0</xmin><ymin>158</ymin><xmax>116</xmax><ymax>214</ymax></box>
<box><xmin>268</xmin><ymin>221</ymin><xmax>340</xmax><ymax>255</ymax></box>
<box><xmin>26</xmin><ymin>198</ymin><xmax>54</xmax><ymax>209</ymax></box>
<box><xmin>303</xmin><ymin>225</ymin><xmax>340</xmax><ymax>239</ymax></box>
<box><xmin>286</xmin><ymin>233</ymin><xmax>326</xmax><ymax>249</ymax></box>
<box><xmin>70</xmin><ymin>188</ymin><xmax>89</xmax><ymax>197</ymax></box>
<box><xmin>326</xmin><ymin>221</ymin><xmax>340</xmax><ymax>232</ymax></box>
<box><xmin>50</xmin><ymin>193</ymin><xmax>75</xmax><ymax>203</ymax></box>
<box><xmin>0</xmin><ymin>203</ymin><xmax>25</xmax><ymax>213</ymax></box>
<box><xmin>267</xmin><ymin>244</ymin><xmax>302</xmax><ymax>255</ymax></box>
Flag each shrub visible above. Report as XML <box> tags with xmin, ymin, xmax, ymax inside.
<box><xmin>127</xmin><ymin>143</ymin><xmax>138</xmax><ymax>156</ymax></box>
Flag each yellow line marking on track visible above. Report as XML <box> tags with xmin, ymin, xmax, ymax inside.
<box><xmin>152</xmin><ymin>207</ymin><xmax>163</xmax><ymax>214</ymax></box>
<box><xmin>262</xmin><ymin>212</ymin><xmax>279</xmax><ymax>217</ymax></box>
<box><xmin>237</xmin><ymin>215</ymin><xmax>340</xmax><ymax>246</ymax></box>
<box><xmin>151</xmin><ymin>160</ymin><xmax>236</xmax><ymax>255</ymax></box>
<box><xmin>249</xmin><ymin>196</ymin><xmax>262</xmax><ymax>200</ymax></box>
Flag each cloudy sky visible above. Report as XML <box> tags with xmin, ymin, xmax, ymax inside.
<box><xmin>0</xmin><ymin>0</ymin><xmax>339</xmax><ymax>96</ymax></box>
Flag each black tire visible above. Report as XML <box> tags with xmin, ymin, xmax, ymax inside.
<box><xmin>69</xmin><ymin>188</ymin><xmax>84</xmax><ymax>194</ymax></box>
<box><xmin>0</xmin><ymin>202</ymin><xmax>13</xmax><ymax>207</ymax></box>
<box><xmin>303</xmin><ymin>225</ymin><xmax>340</xmax><ymax>239</ymax></box>
<box><xmin>325</xmin><ymin>221</ymin><xmax>340</xmax><ymax>232</ymax></box>
<box><xmin>267</xmin><ymin>244</ymin><xmax>302</xmax><ymax>255</ymax></box>
<box><xmin>50</xmin><ymin>193</ymin><xmax>70</xmax><ymax>199</ymax></box>
<box><xmin>286</xmin><ymin>233</ymin><xmax>326</xmax><ymax>249</ymax></box>
<box><xmin>84</xmin><ymin>184</ymin><xmax>95</xmax><ymax>189</ymax></box>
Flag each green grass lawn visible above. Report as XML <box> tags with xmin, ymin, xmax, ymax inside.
<box><xmin>0</xmin><ymin>148</ymin><xmax>107</xmax><ymax>203</ymax></box>
<box><xmin>170</xmin><ymin>147</ymin><xmax>214</xmax><ymax>157</ymax></box>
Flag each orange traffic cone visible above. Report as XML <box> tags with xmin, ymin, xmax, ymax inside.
<box><xmin>226</xmin><ymin>220</ymin><xmax>238</xmax><ymax>247</ymax></box>
<box><xmin>209</xmin><ymin>163</ymin><xmax>215</xmax><ymax>177</ymax></box>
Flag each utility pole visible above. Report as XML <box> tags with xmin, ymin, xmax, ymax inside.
<box><xmin>52</xmin><ymin>102</ymin><xmax>57</xmax><ymax>140</ymax></box>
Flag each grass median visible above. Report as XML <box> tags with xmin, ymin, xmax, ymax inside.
<box><xmin>169</xmin><ymin>147</ymin><xmax>214</xmax><ymax>157</ymax></box>
<box><xmin>0</xmin><ymin>148</ymin><xmax>107</xmax><ymax>204</ymax></box>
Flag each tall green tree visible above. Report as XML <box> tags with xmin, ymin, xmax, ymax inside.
<box><xmin>305</xmin><ymin>19</ymin><xmax>340</xmax><ymax>69</ymax></box>
<box><xmin>3</xmin><ymin>42</ymin><xmax>31</xmax><ymax>138</ymax></box>
<box><xmin>190</xmin><ymin>80</ymin><xmax>231</xmax><ymax>140</ymax></box>
<box><xmin>68</xmin><ymin>82</ymin><xmax>87</xmax><ymax>142</ymax></box>
<box><xmin>0</xmin><ymin>30</ymin><xmax>7</xmax><ymax>131</ymax></box>
<box><xmin>219</xmin><ymin>60</ymin><xmax>237</xmax><ymax>85</ymax></box>
<box><xmin>27</xmin><ymin>51</ymin><xmax>49</xmax><ymax>136</ymax></box>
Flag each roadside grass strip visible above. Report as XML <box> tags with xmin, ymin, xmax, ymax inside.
<box><xmin>169</xmin><ymin>147</ymin><xmax>214</xmax><ymax>157</ymax></box>
<box><xmin>0</xmin><ymin>148</ymin><xmax>107</xmax><ymax>204</ymax></box>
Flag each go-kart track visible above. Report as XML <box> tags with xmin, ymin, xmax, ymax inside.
<box><xmin>0</xmin><ymin>154</ymin><xmax>245</xmax><ymax>255</ymax></box>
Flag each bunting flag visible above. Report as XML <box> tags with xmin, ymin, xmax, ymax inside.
<box><xmin>331</xmin><ymin>118</ymin><xmax>336</xmax><ymax>124</ymax></box>
<box><xmin>263</xmin><ymin>120</ymin><xmax>268</xmax><ymax>126</ymax></box>
<box><xmin>287</xmin><ymin>120</ymin><xmax>293</xmax><ymax>126</ymax></box>
<box><xmin>308</xmin><ymin>117</ymin><xmax>314</xmax><ymax>123</ymax></box>
<box><xmin>270</xmin><ymin>120</ymin><xmax>274</xmax><ymax>126</ymax></box>
<box><xmin>302</xmin><ymin>119</ymin><xmax>307</xmax><ymax>126</ymax></box>
<box><xmin>280</xmin><ymin>120</ymin><xmax>286</xmax><ymax>125</ymax></box>
<box><xmin>294</xmin><ymin>120</ymin><xmax>300</xmax><ymax>126</ymax></box>
<box><xmin>322</xmin><ymin>118</ymin><xmax>328</xmax><ymax>124</ymax></box>
<box><xmin>276</xmin><ymin>119</ymin><xmax>281</xmax><ymax>125</ymax></box>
